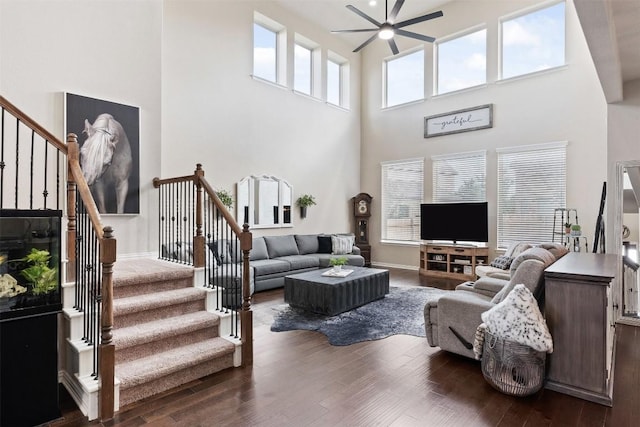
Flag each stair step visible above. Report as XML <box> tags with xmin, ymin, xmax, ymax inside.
<box><xmin>113</xmin><ymin>287</ymin><xmax>206</xmax><ymax>328</ymax></box>
<box><xmin>113</xmin><ymin>258</ymin><xmax>194</xmax><ymax>298</ymax></box>
<box><xmin>116</xmin><ymin>337</ymin><xmax>235</xmax><ymax>407</ymax></box>
<box><xmin>113</xmin><ymin>311</ymin><xmax>221</xmax><ymax>364</ymax></box>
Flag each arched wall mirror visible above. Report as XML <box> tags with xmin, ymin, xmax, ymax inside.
<box><xmin>615</xmin><ymin>160</ymin><xmax>640</xmax><ymax>322</ymax></box>
<box><xmin>237</xmin><ymin>175</ymin><xmax>292</xmax><ymax>229</ymax></box>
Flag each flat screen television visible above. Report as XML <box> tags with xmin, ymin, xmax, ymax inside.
<box><xmin>420</xmin><ymin>202</ymin><xmax>488</xmax><ymax>244</ymax></box>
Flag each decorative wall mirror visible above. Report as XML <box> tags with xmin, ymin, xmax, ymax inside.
<box><xmin>615</xmin><ymin>160</ymin><xmax>640</xmax><ymax>322</ymax></box>
<box><xmin>237</xmin><ymin>175</ymin><xmax>292</xmax><ymax>229</ymax></box>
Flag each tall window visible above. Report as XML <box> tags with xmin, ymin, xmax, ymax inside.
<box><xmin>381</xmin><ymin>158</ymin><xmax>424</xmax><ymax>242</ymax></box>
<box><xmin>253</xmin><ymin>13</ymin><xmax>285</xmax><ymax>85</ymax></box>
<box><xmin>436</xmin><ymin>28</ymin><xmax>487</xmax><ymax>95</ymax></box>
<box><xmin>294</xmin><ymin>43</ymin><xmax>312</xmax><ymax>95</ymax></box>
<box><xmin>327</xmin><ymin>59</ymin><xmax>341</xmax><ymax>105</ymax></box>
<box><xmin>253</xmin><ymin>23</ymin><xmax>277</xmax><ymax>82</ymax></box>
<box><xmin>501</xmin><ymin>1</ymin><xmax>566</xmax><ymax>79</ymax></box>
<box><xmin>327</xmin><ymin>51</ymin><xmax>349</xmax><ymax>108</ymax></box>
<box><xmin>432</xmin><ymin>151</ymin><xmax>486</xmax><ymax>202</ymax></box>
<box><xmin>497</xmin><ymin>142</ymin><xmax>567</xmax><ymax>248</ymax></box>
<box><xmin>385</xmin><ymin>49</ymin><xmax>424</xmax><ymax>108</ymax></box>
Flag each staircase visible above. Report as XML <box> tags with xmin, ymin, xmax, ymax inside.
<box><xmin>111</xmin><ymin>258</ymin><xmax>237</xmax><ymax>407</ymax></box>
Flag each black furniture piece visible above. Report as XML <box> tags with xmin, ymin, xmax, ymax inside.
<box><xmin>284</xmin><ymin>266</ymin><xmax>389</xmax><ymax>316</ymax></box>
<box><xmin>0</xmin><ymin>209</ymin><xmax>62</xmax><ymax>426</ymax></box>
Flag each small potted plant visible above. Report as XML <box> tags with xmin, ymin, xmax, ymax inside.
<box><xmin>296</xmin><ymin>194</ymin><xmax>316</xmax><ymax>219</ymax></box>
<box><xmin>570</xmin><ymin>224</ymin><xmax>582</xmax><ymax>236</ymax></box>
<box><xmin>216</xmin><ymin>189</ymin><xmax>233</xmax><ymax>210</ymax></box>
<box><xmin>329</xmin><ymin>256</ymin><xmax>348</xmax><ymax>272</ymax></box>
<box><xmin>564</xmin><ymin>222</ymin><xmax>571</xmax><ymax>234</ymax></box>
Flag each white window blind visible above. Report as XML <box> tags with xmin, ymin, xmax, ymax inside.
<box><xmin>381</xmin><ymin>158</ymin><xmax>424</xmax><ymax>242</ymax></box>
<box><xmin>432</xmin><ymin>151</ymin><xmax>486</xmax><ymax>202</ymax></box>
<box><xmin>497</xmin><ymin>142</ymin><xmax>567</xmax><ymax>248</ymax></box>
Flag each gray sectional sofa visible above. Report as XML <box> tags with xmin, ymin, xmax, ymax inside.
<box><xmin>249</xmin><ymin>234</ymin><xmax>364</xmax><ymax>292</ymax></box>
<box><xmin>163</xmin><ymin>233</ymin><xmax>365</xmax><ymax>301</ymax></box>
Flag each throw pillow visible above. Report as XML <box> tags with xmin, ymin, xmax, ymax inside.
<box><xmin>490</xmin><ymin>255</ymin><xmax>513</xmax><ymax>270</ymax></box>
<box><xmin>331</xmin><ymin>234</ymin><xmax>354</xmax><ymax>255</ymax></box>
<box><xmin>317</xmin><ymin>235</ymin><xmax>332</xmax><ymax>254</ymax></box>
<box><xmin>481</xmin><ymin>284</ymin><xmax>553</xmax><ymax>353</ymax></box>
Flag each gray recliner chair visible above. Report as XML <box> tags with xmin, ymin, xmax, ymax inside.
<box><xmin>424</xmin><ymin>246</ymin><xmax>565</xmax><ymax>359</ymax></box>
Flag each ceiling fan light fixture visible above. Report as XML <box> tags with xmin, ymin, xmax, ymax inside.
<box><xmin>378</xmin><ymin>25</ymin><xmax>394</xmax><ymax>40</ymax></box>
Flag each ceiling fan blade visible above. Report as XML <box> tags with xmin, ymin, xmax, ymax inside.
<box><xmin>388</xmin><ymin>38</ymin><xmax>399</xmax><ymax>55</ymax></box>
<box><xmin>388</xmin><ymin>0</ymin><xmax>405</xmax><ymax>24</ymax></box>
<box><xmin>395</xmin><ymin>10</ymin><xmax>443</xmax><ymax>29</ymax></box>
<box><xmin>395</xmin><ymin>29</ymin><xmax>435</xmax><ymax>43</ymax></box>
<box><xmin>331</xmin><ymin>28</ymin><xmax>379</xmax><ymax>33</ymax></box>
<box><xmin>353</xmin><ymin>33</ymin><xmax>379</xmax><ymax>53</ymax></box>
<box><xmin>346</xmin><ymin>4</ymin><xmax>382</xmax><ymax>27</ymax></box>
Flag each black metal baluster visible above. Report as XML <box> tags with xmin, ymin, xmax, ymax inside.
<box><xmin>43</xmin><ymin>142</ymin><xmax>49</xmax><ymax>209</ymax></box>
<box><xmin>1</xmin><ymin>108</ymin><xmax>5</xmax><ymax>209</ymax></box>
<box><xmin>29</xmin><ymin>130</ymin><xmax>34</xmax><ymax>209</ymax></box>
<box><xmin>14</xmin><ymin>119</ymin><xmax>19</xmax><ymax>208</ymax></box>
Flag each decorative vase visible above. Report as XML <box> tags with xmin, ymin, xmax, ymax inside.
<box><xmin>300</xmin><ymin>206</ymin><xmax>307</xmax><ymax>219</ymax></box>
<box><xmin>333</xmin><ymin>265</ymin><xmax>342</xmax><ymax>273</ymax></box>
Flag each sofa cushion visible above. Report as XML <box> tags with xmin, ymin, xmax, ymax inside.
<box><xmin>264</xmin><ymin>235</ymin><xmax>299</xmax><ymax>258</ymax></box>
<box><xmin>277</xmin><ymin>255</ymin><xmax>320</xmax><ymax>270</ymax></box>
<box><xmin>251</xmin><ymin>259</ymin><xmax>291</xmax><ymax>276</ymax></box>
<box><xmin>489</xmin><ymin>255</ymin><xmax>513</xmax><ymax>270</ymax></box>
<box><xmin>250</xmin><ymin>237</ymin><xmax>269</xmax><ymax>261</ymax></box>
<box><xmin>208</xmin><ymin>239</ymin><xmax>238</xmax><ymax>264</ymax></box>
<box><xmin>316</xmin><ymin>254</ymin><xmax>365</xmax><ymax>268</ymax></box>
<box><xmin>294</xmin><ymin>234</ymin><xmax>320</xmax><ymax>255</ymax></box>
<box><xmin>317</xmin><ymin>235</ymin><xmax>332</xmax><ymax>253</ymax></box>
<box><xmin>331</xmin><ymin>234</ymin><xmax>355</xmax><ymax>255</ymax></box>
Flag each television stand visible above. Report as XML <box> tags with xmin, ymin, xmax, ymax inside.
<box><xmin>419</xmin><ymin>243</ymin><xmax>489</xmax><ymax>281</ymax></box>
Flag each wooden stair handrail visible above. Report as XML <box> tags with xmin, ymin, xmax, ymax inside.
<box><xmin>0</xmin><ymin>95</ymin><xmax>67</xmax><ymax>153</ymax></box>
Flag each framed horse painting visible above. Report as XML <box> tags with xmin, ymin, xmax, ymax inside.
<box><xmin>65</xmin><ymin>93</ymin><xmax>140</xmax><ymax>215</ymax></box>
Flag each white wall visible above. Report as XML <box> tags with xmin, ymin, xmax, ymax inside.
<box><xmin>161</xmin><ymin>0</ymin><xmax>362</xmax><ymax>238</ymax></box>
<box><xmin>608</xmin><ymin>79</ymin><xmax>640</xmax><ymax>254</ymax></box>
<box><xmin>360</xmin><ymin>0</ymin><xmax>608</xmax><ymax>268</ymax></box>
<box><xmin>0</xmin><ymin>0</ymin><xmax>162</xmax><ymax>256</ymax></box>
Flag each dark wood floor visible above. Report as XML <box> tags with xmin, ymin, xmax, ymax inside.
<box><xmin>50</xmin><ymin>268</ymin><xmax>639</xmax><ymax>427</ymax></box>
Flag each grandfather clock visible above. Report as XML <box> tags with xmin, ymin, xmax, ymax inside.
<box><xmin>352</xmin><ymin>193</ymin><xmax>372</xmax><ymax>266</ymax></box>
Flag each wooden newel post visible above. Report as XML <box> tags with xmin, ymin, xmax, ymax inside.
<box><xmin>240</xmin><ymin>224</ymin><xmax>253</xmax><ymax>366</ymax></box>
<box><xmin>99</xmin><ymin>226</ymin><xmax>116</xmax><ymax>421</ymax></box>
<box><xmin>193</xmin><ymin>164</ymin><xmax>205</xmax><ymax>268</ymax></box>
<box><xmin>66</xmin><ymin>133</ymin><xmax>78</xmax><ymax>282</ymax></box>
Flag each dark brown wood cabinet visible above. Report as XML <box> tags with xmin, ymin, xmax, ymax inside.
<box><xmin>544</xmin><ymin>252</ymin><xmax>617</xmax><ymax>406</ymax></box>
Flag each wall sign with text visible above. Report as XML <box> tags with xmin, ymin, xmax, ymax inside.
<box><xmin>424</xmin><ymin>104</ymin><xmax>493</xmax><ymax>138</ymax></box>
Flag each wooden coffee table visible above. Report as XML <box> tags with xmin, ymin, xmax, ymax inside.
<box><xmin>284</xmin><ymin>266</ymin><xmax>389</xmax><ymax>315</ymax></box>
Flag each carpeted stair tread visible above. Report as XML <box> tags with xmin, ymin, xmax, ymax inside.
<box><xmin>113</xmin><ymin>287</ymin><xmax>206</xmax><ymax>316</ymax></box>
<box><xmin>116</xmin><ymin>337</ymin><xmax>235</xmax><ymax>389</ymax></box>
<box><xmin>112</xmin><ymin>311</ymin><xmax>220</xmax><ymax>351</ymax></box>
<box><xmin>113</xmin><ymin>258</ymin><xmax>194</xmax><ymax>287</ymax></box>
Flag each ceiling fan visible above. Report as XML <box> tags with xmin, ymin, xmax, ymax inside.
<box><xmin>331</xmin><ymin>0</ymin><xmax>443</xmax><ymax>55</ymax></box>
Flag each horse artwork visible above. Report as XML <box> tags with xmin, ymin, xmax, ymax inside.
<box><xmin>80</xmin><ymin>113</ymin><xmax>133</xmax><ymax>214</ymax></box>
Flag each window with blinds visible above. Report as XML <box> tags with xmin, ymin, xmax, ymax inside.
<box><xmin>497</xmin><ymin>142</ymin><xmax>567</xmax><ymax>248</ymax></box>
<box><xmin>381</xmin><ymin>158</ymin><xmax>424</xmax><ymax>242</ymax></box>
<box><xmin>432</xmin><ymin>151</ymin><xmax>486</xmax><ymax>203</ymax></box>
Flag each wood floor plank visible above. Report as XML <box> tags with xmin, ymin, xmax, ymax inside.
<box><xmin>49</xmin><ymin>268</ymin><xmax>640</xmax><ymax>427</ymax></box>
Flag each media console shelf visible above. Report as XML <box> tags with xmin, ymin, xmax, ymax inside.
<box><xmin>419</xmin><ymin>243</ymin><xmax>489</xmax><ymax>281</ymax></box>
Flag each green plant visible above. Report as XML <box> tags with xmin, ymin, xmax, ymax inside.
<box><xmin>571</xmin><ymin>224</ymin><xmax>581</xmax><ymax>231</ymax></box>
<box><xmin>296</xmin><ymin>194</ymin><xmax>317</xmax><ymax>208</ymax></box>
<box><xmin>564</xmin><ymin>222</ymin><xmax>571</xmax><ymax>229</ymax></box>
<box><xmin>329</xmin><ymin>256</ymin><xmax>348</xmax><ymax>266</ymax></box>
<box><xmin>19</xmin><ymin>248</ymin><xmax>58</xmax><ymax>295</ymax></box>
<box><xmin>216</xmin><ymin>189</ymin><xmax>233</xmax><ymax>209</ymax></box>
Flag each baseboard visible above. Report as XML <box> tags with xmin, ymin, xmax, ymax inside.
<box><xmin>371</xmin><ymin>261</ymin><xmax>418</xmax><ymax>271</ymax></box>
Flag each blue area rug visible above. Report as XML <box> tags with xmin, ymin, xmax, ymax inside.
<box><xmin>270</xmin><ymin>286</ymin><xmax>447</xmax><ymax>346</ymax></box>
